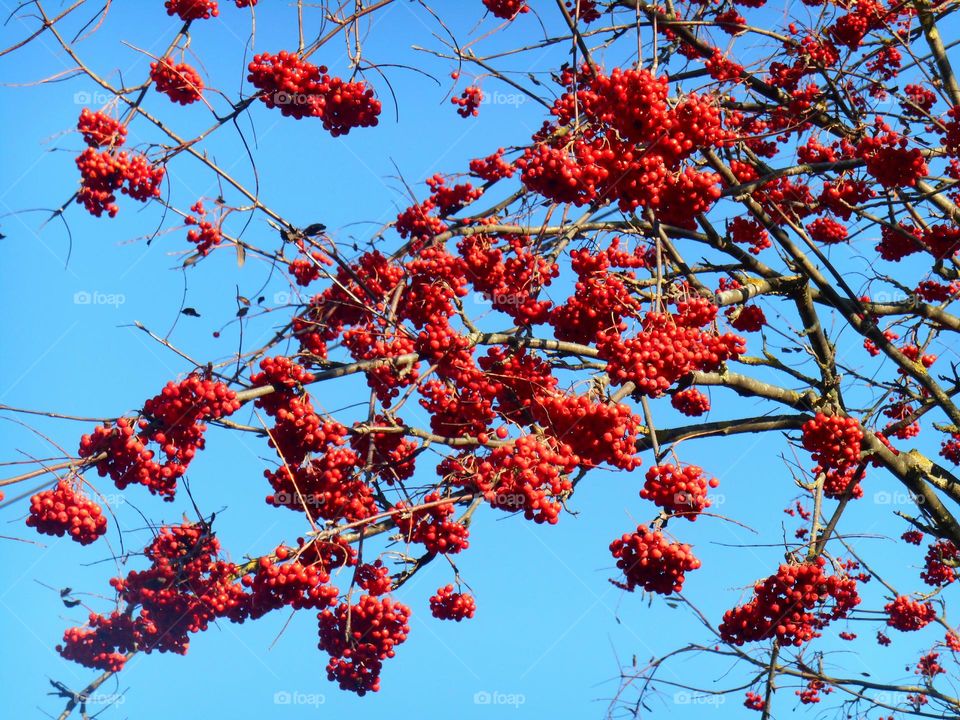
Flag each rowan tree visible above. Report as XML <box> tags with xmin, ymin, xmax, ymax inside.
<box><xmin>2</xmin><ymin>0</ymin><xmax>960</xmax><ymax>718</ymax></box>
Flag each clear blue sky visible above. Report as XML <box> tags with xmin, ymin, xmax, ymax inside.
<box><xmin>0</xmin><ymin>2</ymin><xmax>952</xmax><ymax>718</ymax></box>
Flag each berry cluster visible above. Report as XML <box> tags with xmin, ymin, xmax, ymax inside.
<box><xmin>243</xmin><ymin>554</ymin><xmax>338</xmax><ymax>620</ymax></box>
<box><xmin>452</xmin><ymin>85</ymin><xmax>483</xmax><ymax>118</ymax></box>
<box><xmin>922</xmin><ymin>540</ymin><xmax>959</xmax><ymax>586</ymax></box>
<box><xmin>58</xmin><ymin>523</ymin><xmax>246</xmax><ymax>671</ymax></box>
<box><xmin>394</xmin><ymin>492</ymin><xmax>469</xmax><ymax>554</ymax></box>
<box><xmin>609</xmin><ymin>526</ymin><xmax>701</xmax><ymax>595</ymax></box>
<box><xmin>885</xmin><ymin>595</ymin><xmax>937</xmax><ymax>632</ymax></box>
<box><xmin>598</xmin><ymin>308</ymin><xmax>746</xmax><ymax>397</ymax></box>
<box><xmin>801</xmin><ymin>413</ymin><xmax>862</xmax><ymax>470</ymax></box>
<box><xmin>247</xmin><ymin>52</ymin><xmax>380</xmax><ymax>135</ymax></box>
<box><xmin>728</xmin><ymin>217</ymin><xmax>771</xmax><ymax>255</ymax></box>
<box><xmin>317</xmin><ymin>595</ymin><xmax>411</xmax><ymax>695</ymax></box>
<box><xmin>165</xmin><ymin>0</ymin><xmax>219</xmax><ymax>20</ymax></box>
<box><xmin>429</xmin><ymin>585</ymin><xmax>476</xmax><ymax>621</ymax></box>
<box><xmin>78</xmin><ymin>109</ymin><xmax>126</xmax><ymax>148</ymax></box>
<box><xmin>482</xmin><ymin>0</ymin><xmax>528</xmax><ymax>19</ymax></box>
<box><xmin>641</xmin><ymin>464</ymin><xmax>718</xmax><ymax>520</ymax></box>
<box><xmin>75</xmin><ymin>147</ymin><xmax>165</xmax><ymax>217</ymax></box>
<box><xmin>726</xmin><ymin>304</ymin><xmax>766</xmax><ymax>332</ymax></box>
<box><xmin>185</xmin><ymin>200</ymin><xmax>223</xmax><ymax>255</ymax></box>
<box><xmin>855</xmin><ymin>119</ymin><xmax>928</xmax><ymax>188</ymax></box>
<box><xmin>719</xmin><ymin>558</ymin><xmax>860</xmax><ymax>646</ymax></box>
<box><xmin>463</xmin><ymin>435</ymin><xmax>580</xmax><ymax>524</ymax></box>
<box><xmin>79</xmin><ymin>376</ymin><xmax>240</xmax><ymax>499</ymax></box>
<box><xmin>150</xmin><ymin>58</ymin><xmax>204</xmax><ymax>104</ymax></box>
<box><xmin>671</xmin><ymin>387</ymin><xmax>710</xmax><ymax>416</ymax></box>
<box><xmin>26</xmin><ymin>479</ymin><xmax>107</xmax><ymax>545</ymax></box>
<box><xmin>743</xmin><ymin>691</ymin><xmax>765</xmax><ymax>711</ymax></box>
<box><xmin>517</xmin><ymin>66</ymin><xmax>727</xmax><ymax>225</ymax></box>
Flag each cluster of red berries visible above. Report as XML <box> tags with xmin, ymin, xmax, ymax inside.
<box><xmin>75</xmin><ymin>147</ymin><xmax>165</xmax><ymax>218</ymax></box>
<box><xmin>79</xmin><ymin>375</ymin><xmax>240</xmax><ymax>499</ymax></box>
<box><xmin>294</xmin><ymin>250</ymin><xmax>405</xmax><ymax>359</ymax></box>
<box><xmin>796</xmin><ymin>679</ymin><xmax>830</xmax><ymax>704</ymax></box>
<box><xmin>469</xmin><ymin>148</ymin><xmax>515</xmax><ymax>181</ymax></box>
<box><xmin>150</xmin><ymin>58</ymin><xmax>204</xmax><ymax>104</ymax></box>
<box><xmin>59</xmin><ymin>523</ymin><xmax>245</xmax><ymax>671</ymax></box>
<box><xmin>641</xmin><ymin>464</ymin><xmax>718</xmax><ymax>520</ymax></box>
<box><xmin>728</xmin><ymin>217</ymin><xmax>771</xmax><ymax>255</ymax></box>
<box><xmin>885</xmin><ymin>595</ymin><xmax>937</xmax><ymax>631</ymax></box>
<box><xmin>598</xmin><ymin>309</ymin><xmax>746</xmax><ymax>397</ymax></box>
<box><xmin>459</xmin><ymin>233</ymin><xmax>558</xmax><ymax>326</ymax></box>
<box><xmin>165</xmin><ymin>0</ymin><xmax>218</xmax><ymax>20</ymax></box>
<box><xmin>942</xmin><ymin>434</ymin><xmax>960</xmax><ymax>465</ymax></box>
<box><xmin>916</xmin><ymin>651</ymin><xmax>945</xmax><ymax>678</ymax></box>
<box><xmin>671</xmin><ymin>387</ymin><xmax>710</xmax><ymax>416</ymax></box>
<box><xmin>350</xmin><ymin>418</ymin><xmax>418</xmax><ymax>484</ymax></box>
<box><xmin>743</xmin><ymin>691</ymin><xmax>765</xmax><ymax>711</ymax></box>
<box><xmin>472</xmin><ymin>435</ymin><xmax>579</xmax><ymax>524</ymax></box>
<box><xmin>806</xmin><ymin>217</ymin><xmax>848</xmax><ymax>245</ymax></box>
<box><xmin>609</xmin><ymin>526</ymin><xmax>701</xmax><ymax>595</ymax></box>
<box><xmin>548</xmin><ymin>242</ymin><xmax>645</xmax><ymax>343</ymax></box>
<box><xmin>287</xmin><ymin>241</ymin><xmax>332</xmax><ymax>286</ymax></box>
<box><xmin>855</xmin><ymin>119</ymin><xmax>928</xmax><ymax>188</ymax></box>
<box><xmin>922</xmin><ymin>540</ymin><xmax>959</xmax><ymax>586</ymax></box>
<box><xmin>185</xmin><ymin>201</ymin><xmax>223</xmax><ymax>255</ymax></box>
<box><xmin>243</xmin><ymin>553</ymin><xmax>338</xmax><ymax>620</ymax></box>
<box><xmin>482</xmin><ymin>0</ymin><xmax>528</xmax><ymax>20</ymax></box>
<box><xmin>719</xmin><ymin>558</ymin><xmax>860</xmax><ymax>646</ymax></box>
<box><xmin>247</xmin><ymin>52</ymin><xmax>380</xmax><ymax>135</ymax></box>
<box><xmin>78</xmin><ymin>109</ymin><xmax>126</xmax><ymax>148</ymax></box>
<box><xmin>801</xmin><ymin>413</ymin><xmax>862</xmax><ymax>471</ymax></box>
<box><xmin>429</xmin><ymin>585</ymin><xmax>476</xmax><ymax>621</ymax></box>
<box><xmin>705</xmin><ymin>48</ymin><xmax>744</xmax><ymax>82</ymax></box>
<box><xmin>354</xmin><ymin>560</ymin><xmax>393</xmax><ymax>597</ymax></box>
<box><xmin>452</xmin><ymin>85</ymin><xmax>483</xmax><ymax>117</ymax></box>
<box><xmin>819</xmin><ymin>464</ymin><xmax>864</xmax><ymax>500</ymax></box>
<box><xmin>534</xmin><ymin>394</ymin><xmax>642</xmax><ymax>470</ymax></box>
<box><xmin>317</xmin><ymin>595</ymin><xmax>410</xmax><ymax>695</ymax></box>
<box><xmin>394</xmin><ymin>492</ymin><xmax>469</xmax><ymax>554</ymax></box>
<box><xmin>26</xmin><ymin>479</ymin><xmax>107</xmax><ymax>545</ymax></box>
<box><xmin>726</xmin><ymin>304</ymin><xmax>766</xmax><ymax>332</ymax></box>
<box><xmin>517</xmin><ymin>66</ymin><xmax>727</xmax><ymax>225</ymax></box>
<box><xmin>396</xmin><ymin>175</ymin><xmax>482</xmax><ymax>246</ymax></box>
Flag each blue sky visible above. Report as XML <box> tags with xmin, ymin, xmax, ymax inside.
<box><xmin>0</xmin><ymin>2</ymin><xmax>956</xmax><ymax>718</ymax></box>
